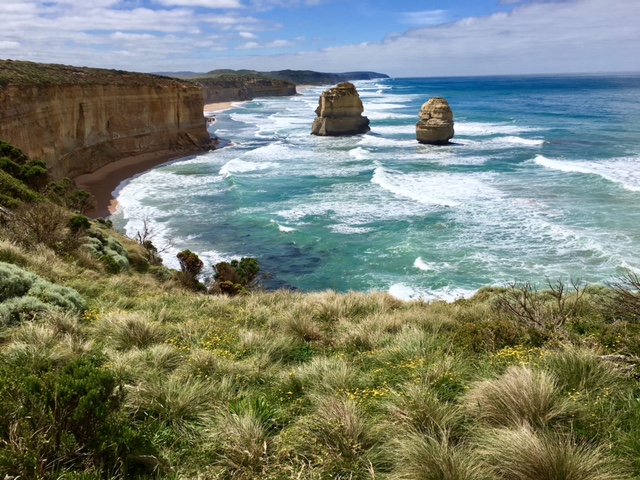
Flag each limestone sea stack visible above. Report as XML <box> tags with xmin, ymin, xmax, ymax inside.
<box><xmin>416</xmin><ymin>97</ymin><xmax>454</xmax><ymax>145</ymax></box>
<box><xmin>311</xmin><ymin>82</ymin><xmax>370</xmax><ymax>136</ymax></box>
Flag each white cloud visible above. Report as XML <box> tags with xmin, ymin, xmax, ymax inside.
<box><xmin>154</xmin><ymin>0</ymin><xmax>244</xmax><ymax>8</ymax></box>
<box><xmin>238</xmin><ymin>38</ymin><xmax>294</xmax><ymax>49</ymax></box>
<box><xmin>399</xmin><ymin>9</ymin><xmax>448</xmax><ymax>26</ymax></box>
<box><xmin>216</xmin><ymin>0</ymin><xmax>640</xmax><ymax>77</ymax></box>
<box><xmin>0</xmin><ymin>0</ymin><xmax>637</xmax><ymax>77</ymax></box>
<box><xmin>0</xmin><ymin>41</ymin><xmax>21</xmax><ymax>49</ymax></box>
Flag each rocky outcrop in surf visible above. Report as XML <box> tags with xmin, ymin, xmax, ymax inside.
<box><xmin>416</xmin><ymin>98</ymin><xmax>454</xmax><ymax>145</ymax></box>
<box><xmin>0</xmin><ymin>60</ymin><xmax>212</xmax><ymax>180</ymax></box>
<box><xmin>311</xmin><ymin>82</ymin><xmax>370</xmax><ymax>136</ymax></box>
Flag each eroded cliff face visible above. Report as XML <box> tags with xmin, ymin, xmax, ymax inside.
<box><xmin>0</xmin><ymin>61</ymin><xmax>212</xmax><ymax>180</ymax></box>
<box><xmin>199</xmin><ymin>76</ymin><xmax>297</xmax><ymax>104</ymax></box>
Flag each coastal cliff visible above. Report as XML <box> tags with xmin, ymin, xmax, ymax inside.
<box><xmin>0</xmin><ymin>60</ymin><xmax>212</xmax><ymax>180</ymax></box>
<box><xmin>196</xmin><ymin>75</ymin><xmax>297</xmax><ymax>104</ymax></box>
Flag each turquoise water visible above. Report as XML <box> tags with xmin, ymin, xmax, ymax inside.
<box><xmin>112</xmin><ymin>74</ymin><xmax>640</xmax><ymax>300</ymax></box>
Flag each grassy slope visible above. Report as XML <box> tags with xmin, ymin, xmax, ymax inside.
<box><xmin>1</xmin><ymin>143</ymin><xmax>640</xmax><ymax>479</ymax></box>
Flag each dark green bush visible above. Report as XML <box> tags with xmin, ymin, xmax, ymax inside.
<box><xmin>0</xmin><ymin>169</ymin><xmax>41</xmax><ymax>206</ymax></box>
<box><xmin>176</xmin><ymin>249</ymin><xmax>204</xmax><ymax>290</ymax></box>
<box><xmin>210</xmin><ymin>257</ymin><xmax>260</xmax><ymax>296</ymax></box>
<box><xmin>69</xmin><ymin>214</ymin><xmax>91</xmax><ymax>233</ymax></box>
<box><xmin>0</xmin><ymin>355</ymin><xmax>153</xmax><ymax>478</ymax></box>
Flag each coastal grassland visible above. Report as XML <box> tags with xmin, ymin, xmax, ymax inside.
<box><xmin>1</xmin><ymin>143</ymin><xmax>640</xmax><ymax>478</ymax></box>
<box><xmin>2</xmin><ymin>238</ymin><xmax>640</xmax><ymax>479</ymax></box>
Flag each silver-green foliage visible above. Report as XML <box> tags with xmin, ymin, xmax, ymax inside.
<box><xmin>82</xmin><ymin>231</ymin><xmax>130</xmax><ymax>272</ymax></box>
<box><xmin>0</xmin><ymin>261</ymin><xmax>86</xmax><ymax>325</ymax></box>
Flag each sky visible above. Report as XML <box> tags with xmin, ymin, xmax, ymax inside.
<box><xmin>1</xmin><ymin>0</ymin><xmax>639</xmax><ymax>77</ymax></box>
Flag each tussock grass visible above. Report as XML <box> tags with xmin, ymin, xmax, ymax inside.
<box><xmin>281</xmin><ymin>310</ymin><xmax>326</xmax><ymax>343</ymax></box>
<box><xmin>209</xmin><ymin>409</ymin><xmax>272</xmax><ymax>478</ymax></box>
<box><xmin>463</xmin><ymin>365</ymin><xmax>572</xmax><ymax>428</ymax></box>
<box><xmin>476</xmin><ymin>426</ymin><xmax>626</xmax><ymax>480</ymax></box>
<box><xmin>286</xmin><ymin>395</ymin><xmax>388</xmax><ymax>477</ymax></box>
<box><xmin>392</xmin><ymin>431</ymin><xmax>488</xmax><ymax>480</ymax></box>
<box><xmin>127</xmin><ymin>375</ymin><xmax>217</xmax><ymax>433</ymax></box>
<box><xmin>541</xmin><ymin>346</ymin><xmax>620</xmax><ymax>393</ymax></box>
<box><xmin>388</xmin><ymin>383</ymin><xmax>461</xmax><ymax>435</ymax></box>
<box><xmin>93</xmin><ymin>311</ymin><xmax>168</xmax><ymax>350</ymax></box>
<box><xmin>294</xmin><ymin>356</ymin><xmax>362</xmax><ymax>395</ymax></box>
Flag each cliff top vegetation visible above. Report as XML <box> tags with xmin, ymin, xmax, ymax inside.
<box><xmin>0</xmin><ymin>59</ymin><xmax>196</xmax><ymax>87</ymax></box>
<box><xmin>1</xmin><ymin>140</ymin><xmax>640</xmax><ymax>479</ymax></box>
<box><xmin>171</xmin><ymin>68</ymin><xmax>390</xmax><ymax>85</ymax></box>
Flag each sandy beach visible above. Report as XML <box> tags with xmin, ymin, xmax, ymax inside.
<box><xmin>203</xmin><ymin>101</ymin><xmax>237</xmax><ymax>113</ymax></box>
<box><xmin>74</xmin><ymin>150</ymin><xmax>195</xmax><ymax>218</ymax></box>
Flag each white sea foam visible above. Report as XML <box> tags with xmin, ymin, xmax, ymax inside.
<box><xmin>388</xmin><ymin>283</ymin><xmax>476</xmax><ymax>302</ymax></box>
<box><xmin>459</xmin><ymin>136</ymin><xmax>544</xmax><ymax>150</ymax></box>
<box><xmin>534</xmin><ymin>155</ymin><xmax>640</xmax><ymax>191</ymax></box>
<box><xmin>365</xmin><ymin>111</ymin><xmax>415</xmax><ymax>121</ymax></box>
<box><xmin>330</xmin><ymin>224</ymin><xmax>374</xmax><ymax>234</ymax></box>
<box><xmin>413</xmin><ymin>257</ymin><xmax>432</xmax><ymax>271</ymax></box>
<box><xmin>348</xmin><ymin>147</ymin><xmax>371</xmax><ymax>160</ymax></box>
<box><xmin>358</xmin><ymin>135</ymin><xmax>416</xmax><ymax>148</ymax></box>
<box><xmin>455</xmin><ymin>122</ymin><xmax>545</xmax><ymax>136</ymax></box>
<box><xmin>371</xmin><ymin>125</ymin><xmax>414</xmax><ymax>135</ymax></box>
<box><xmin>371</xmin><ymin>168</ymin><xmax>500</xmax><ymax>208</ymax></box>
<box><xmin>270</xmin><ymin>220</ymin><xmax>297</xmax><ymax>233</ymax></box>
<box><xmin>219</xmin><ymin>159</ymin><xmax>279</xmax><ymax>177</ymax></box>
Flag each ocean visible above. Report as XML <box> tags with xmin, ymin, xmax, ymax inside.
<box><xmin>112</xmin><ymin>74</ymin><xmax>640</xmax><ymax>301</ymax></box>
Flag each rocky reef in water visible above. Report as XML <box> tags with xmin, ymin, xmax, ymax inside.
<box><xmin>416</xmin><ymin>97</ymin><xmax>455</xmax><ymax>145</ymax></box>
<box><xmin>0</xmin><ymin>60</ymin><xmax>212</xmax><ymax>180</ymax></box>
<box><xmin>311</xmin><ymin>82</ymin><xmax>370</xmax><ymax>136</ymax></box>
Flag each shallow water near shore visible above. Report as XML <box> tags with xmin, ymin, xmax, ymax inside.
<box><xmin>112</xmin><ymin>74</ymin><xmax>640</xmax><ymax>300</ymax></box>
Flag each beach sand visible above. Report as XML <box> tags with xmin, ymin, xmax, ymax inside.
<box><xmin>204</xmin><ymin>101</ymin><xmax>237</xmax><ymax>113</ymax></box>
<box><xmin>74</xmin><ymin>150</ymin><xmax>193</xmax><ymax>218</ymax></box>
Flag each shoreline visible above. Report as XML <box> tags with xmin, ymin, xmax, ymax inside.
<box><xmin>76</xmin><ymin>101</ymin><xmax>242</xmax><ymax>219</ymax></box>
<box><xmin>74</xmin><ymin>149</ymin><xmax>197</xmax><ymax>218</ymax></box>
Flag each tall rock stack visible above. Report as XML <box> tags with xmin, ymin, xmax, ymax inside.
<box><xmin>311</xmin><ymin>82</ymin><xmax>370</xmax><ymax>136</ymax></box>
<box><xmin>416</xmin><ymin>98</ymin><xmax>454</xmax><ymax>145</ymax></box>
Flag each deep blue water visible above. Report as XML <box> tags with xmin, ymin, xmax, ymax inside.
<box><xmin>112</xmin><ymin>74</ymin><xmax>640</xmax><ymax>300</ymax></box>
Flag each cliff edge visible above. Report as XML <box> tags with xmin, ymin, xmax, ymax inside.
<box><xmin>0</xmin><ymin>60</ymin><xmax>212</xmax><ymax>180</ymax></box>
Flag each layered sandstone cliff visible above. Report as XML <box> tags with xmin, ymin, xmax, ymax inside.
<box><xmin>416</xmin><ymin>98</ymin><xmax>454</xmax><ymax>145</ymax></box>
<box><xmin>0</xmin><ymin>60</ymin><xmax>212</xmax><ymax>180</ymax></box>
<box><xmin>311</xmin><ymin>82</ymin><xmax>370</xmax><ymax>136</ymax></box>
<box><xmin>197</xmin><ymin>76</ymin><xmax>296</xmax><ymax>104</ymax></box>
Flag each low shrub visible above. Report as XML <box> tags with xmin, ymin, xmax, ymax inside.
<box><xmin>0</xmin><ymin>261</ymin><xmax>86</xmax><ymax>326</ymax></box>
<box><xmin>0</xmin><ymin>354</ymin><xmax>151</xmax><ymax>479</ymax></box>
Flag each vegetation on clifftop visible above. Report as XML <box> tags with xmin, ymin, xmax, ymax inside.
<box><xmin>1</xmin><ymin>141</ymin><xmax>640</xmax><ymax>479</ymax></box>
<box><xmin>0</xmin><ymin>59</ymin><xmax>196</xmax><ymax>87</ymax></box>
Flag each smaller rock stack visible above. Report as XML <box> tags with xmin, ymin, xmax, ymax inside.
<box><xmin>311</xmin><ymin>82</ymin><xmax>370</xmax><ymax>136</ymax></box>
<box><xmin>416</xmin><ymin>98</ymin><xmax>454</xmax><ymax>144</ymax></box>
